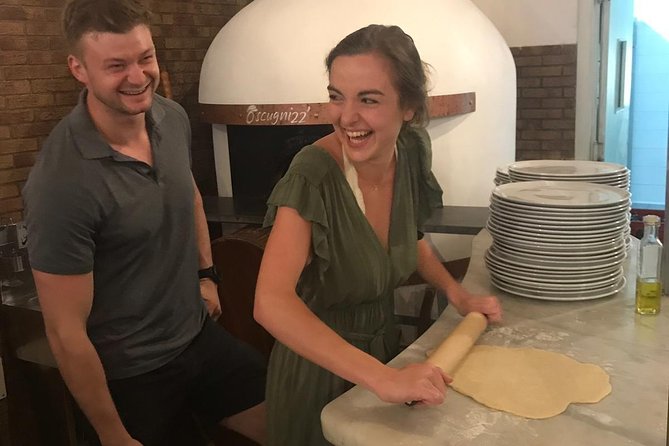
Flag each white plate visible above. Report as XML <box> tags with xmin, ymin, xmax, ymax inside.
<box><xmin>508</xmin><ymin>170</ymin><xmax>629</xmax><ymax>180</ymax></box>
<box><xmin>489</xmin><ymin>233</ymin><xmax>626</xmax><ymax>254</ymax></box>
<box><xmin>487</xmin><ymin>245</ymin><xmax>626</xmax><ymax>271</ymax></box>
<box><xmin>490</xmin><ymin>276</ymin><xmax>627</xmax><ymax>301</ymax></box>
<box><xmin>490</xmin><ymin>241</ymin><xmax>627</xmax><ymax>263</ymax></box>
<box><xmin>493</xmin><ymin>181</ymin><xmax>631</xmax><ymax>208</ymax></box>
<box><xmin>508</xmin><ymin>160</ymin><xmax>627</xmax><ymax>177</ymax></box>
<box><xmin>487</xmin><ymin>222</ymin><xmax>625</xmax><ymax>246</ymax></box>
<box><xmin>489</xmin><ymin>207</ymin><xmax>630</xmax><ymax>229</ymax></box>
<box><xmin>490</xmin><ymin>194</ymin><xmax>630</xmax><ymax>215</ymax></box>
<box><xmin>509</xmin><ymin>171</ymin><xmax>630</xmax><ymax>180</ymax></box>
<box><xmin>508</xmin><ymin>176</ymin><xmax>631</xmax><ymax>190</ymax></box>
<box><xmin>488</xmin><ymin>215</ymin><xmax>629</xmax><ymax>237</ymax></box>
<box><xmin>484</xmin><ymin>252</ymin><xmax>624</xmax><ymax>281</ymax></box>
<box><xmin>487</xmin><ymin>222</ymin><xmax>624</xmax><ymax>244</ymax></box>
<box><xmin>489</xmin><ymin>204</ymin><xmax>630</xmax><ymax>225</ymax></box>
<box><xmin>486</xmin><ymin>246</ymin><xmax>625</xmax><ymax>267</ymax></box>
<box><xmin>491</xmin><ymin>240</ymin><xmax>627</xmax><ymax>261</ymax></box>
<box><xmin>488</xmin><ymin>266</ymin><xmax>623</xmax><ymax>290</ymax></box>
<box><xmin>508</xmin><ymin>173</ymin><xmax>630</xmax><ymax>183</ymax></box>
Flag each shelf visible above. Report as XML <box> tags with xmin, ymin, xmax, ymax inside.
<box><xmin>199</xmin><ymin>92</ymin><xmax>475</xmax><ymax>126</ymax></box>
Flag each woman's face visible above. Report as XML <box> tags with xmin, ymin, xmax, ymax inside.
<box><xmin>327</xmin><ymin>52</ymin><xmax>415</xmax><ymax>165</ymax></box>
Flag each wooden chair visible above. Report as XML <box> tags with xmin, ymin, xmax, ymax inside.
<box><xmin>211</xmin><ymin>226</ymin><xmax>275</xmax><ymax>361</ymax></box>
<box><xmin>208</xmin><ymin>227</ymin><xmax>274</xmax><ymax>446</ymax></box>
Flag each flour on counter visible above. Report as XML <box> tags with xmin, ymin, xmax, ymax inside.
<box><xmin>484</xmin><ymin>326</ymin><xmax>569</xmax><ymax>345</ymax></box>
<box><xmin>438</xmin><ymin>409</ymin><xmax>505</xmax><ymax>444</ymax></box>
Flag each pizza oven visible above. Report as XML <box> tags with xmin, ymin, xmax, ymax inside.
<box><xmin>199</xmin><ymin>0</ymin><xmax>516</xmax><ymax>259</ymax></box>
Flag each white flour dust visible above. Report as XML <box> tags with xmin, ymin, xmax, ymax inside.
<box><xmin>484</xmin><ymin>326</ymin><xmax>570</xmax><ymax>346</ymax></box>
<box><xmin>442</xmin><ymin>406</ymin><xmax>537</xmax><ymax>445</ymax></box>
<box><xmin>440</xmin><ymin>409</ymin><xmax>505</xmax><ymax>444</ymax></box>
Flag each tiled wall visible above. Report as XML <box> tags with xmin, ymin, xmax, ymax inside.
<box><xmin>628</xmin><ymin>20</ymin><xmax>669</xmax><ymax>210</ymax></box>
<box><xmin>511</xmin><ymin>44</ymin><xmax>577</xmax><ymax>161</ymax></box>
<box><xmin>0</xmin><ymin>0</ymin><xmax>251</xmax><ymax>220</ymax></box>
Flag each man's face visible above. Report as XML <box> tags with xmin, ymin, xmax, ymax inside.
<box><xmin>68</xmin><ymin>24</ymin><xmax>160</xmax><ymax>118</ymax></box>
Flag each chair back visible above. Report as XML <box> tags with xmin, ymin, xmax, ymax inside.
<box><xmin>211</xmin><ymin>226</ymin><xmax>274</xmax><ymax>361</ymax></box>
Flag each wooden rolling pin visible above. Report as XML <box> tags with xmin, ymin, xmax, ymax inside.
<box><xmin>427</xmin><ymin>311</ymin><xmax>488</xmax><ymax>375</ymax></box>
<box><xmin>407</xmin><ymin>312</ymin><xmax>487</xmax><ymax>406</ymax></box>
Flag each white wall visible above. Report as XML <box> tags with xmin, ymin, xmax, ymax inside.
<box><xmin>470</xmin><ymin>0</ymin><xmax>578</xmax><ymax>47</ymax></box>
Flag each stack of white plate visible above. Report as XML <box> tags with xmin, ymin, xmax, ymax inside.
<box><xmin>486</xmin><ymin>181</ymin><xmax>631</xmax><ymax>301</ymax></box>
<box><xmin>507</xmin><ymin>160</ymin><xmax>630</xmax><ymax>189</ymax></box>
<box><xmin>494</xmin><ymin>165</ymin><xmax>511</xmax><ymax>186</ymax></box>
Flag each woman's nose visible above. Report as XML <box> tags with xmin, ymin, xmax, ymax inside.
<box><xmin>340</xmin><ymin>101</ymin><xmax>359</xmax><ymax>126</ymax></box>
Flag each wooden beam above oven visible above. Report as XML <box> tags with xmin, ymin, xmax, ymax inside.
<box><xmin>199</xmin><ymin>92</ymin><xmax>476</xmax><ymax>126</ymax></box>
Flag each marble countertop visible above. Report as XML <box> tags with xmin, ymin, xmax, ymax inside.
<box><xmin>322</xmin><ymin>230</ymin><xmax>669</xmax><ymax>446</ymax></box>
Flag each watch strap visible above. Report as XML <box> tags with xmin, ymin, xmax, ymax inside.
<box><xmin>198</xmin><ymin>265</ymin><xmax>221</xmax><ymax>285</ymax></box>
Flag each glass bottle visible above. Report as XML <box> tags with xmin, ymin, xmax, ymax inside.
<box><xmin>636</xmin><ymin>214</ymin><xmax>663</xmax><ymax>314</ymax></box>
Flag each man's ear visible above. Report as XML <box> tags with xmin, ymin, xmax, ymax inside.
<box><xmin>68</xmin><ymin>54</ymin><xmax>87</xmax><ymax>84</ymax></box>
<box><xmin>403</xmin><ymin>108</ymin><xmax>415</xmax><ymax>122</ymax></box>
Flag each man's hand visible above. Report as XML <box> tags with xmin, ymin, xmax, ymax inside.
<box><xmin>200</xmin><ymin>279</ymin><xmax>222</xmax><ymax>320</ymax></box>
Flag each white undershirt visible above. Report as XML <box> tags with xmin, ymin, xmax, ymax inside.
<box><xmin>341</xmin><ymin>144</ymin><xmax>397</xmax><ymax>215</ymax></box>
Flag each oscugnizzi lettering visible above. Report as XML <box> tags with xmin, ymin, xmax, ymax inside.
<box><xmin>245</xmin><ymin>106</ymin><xmax>309</xmax><ymax>125</ymax></box>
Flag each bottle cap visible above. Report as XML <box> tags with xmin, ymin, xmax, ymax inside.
<box><xmin>642</xmin><ymin>214</ymin><xmax>661</xmax><ymax>225</ymax></box>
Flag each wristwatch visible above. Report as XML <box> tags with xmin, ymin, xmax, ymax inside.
<box><xmin>198</xmin><ymin>265</ymin><xmax>221</xmax><ymax>285</ymax></box>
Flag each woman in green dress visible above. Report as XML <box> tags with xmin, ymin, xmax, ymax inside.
<box><xmin>254</xmin><ymin>24</ymin><xmax>503</xmax><ymax>445</ymax></box>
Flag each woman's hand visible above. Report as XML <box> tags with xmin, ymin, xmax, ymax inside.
<box><xmin>415</xmin><ymin>239</ymin><xmax>502</xmax><ymax>324</ymax></box>
<box><xmin>447</xmin><ymin>285</ymin><xmax>503</xmax><ymax>324</ymax></box>
<box><xmin>370</xmin><ymin>363</ymin><xmax>452</xmax><ymax>406</ymax></box>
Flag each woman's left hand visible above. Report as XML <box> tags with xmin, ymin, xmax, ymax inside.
<box><xmin>447</xmin><ymin>286</ymin><xmax>502</xmax><ymax>323</ymax></box>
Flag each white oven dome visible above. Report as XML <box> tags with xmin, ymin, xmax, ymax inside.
<box><xmin>200</xmin><ymin>0</ymin><xmax>511</xmax><ymax>105</ymax></box>
<box><xmin>200</xmin><ymin>0</ymin><xmax>516</xmax><ymax>259</ymax></box>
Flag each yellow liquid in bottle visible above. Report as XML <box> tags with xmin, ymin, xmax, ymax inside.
<box><xmin>635</xmin><ymin>278</ymin><xmax>662</xmax><ymax>315</ymax></box>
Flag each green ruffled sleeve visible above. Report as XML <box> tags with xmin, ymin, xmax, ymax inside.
<box><xmin>263</xmin><ymin>147</ymin><xmax>331</xmax><ymax>279</ymax></box>
<box><xmin>399</xmin><ymin>127</ymin><xmax>443</xmax><ymax>229</ymax></box>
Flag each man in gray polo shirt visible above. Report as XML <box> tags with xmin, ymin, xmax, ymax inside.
<box><xmin>22</xmin><ymin>1</ymin><xmax>266</xmax><ymax>445</ymax></box>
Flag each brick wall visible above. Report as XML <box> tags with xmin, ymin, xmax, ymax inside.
<box><xmin>512</xmin><ymin>44</ymin><xmax>577</xmax><ymax>161</ymax></box>
<box><xmin>0</xmin><ymin>0</ymin><xmax>251</xmax><ymax>220</ymax></box>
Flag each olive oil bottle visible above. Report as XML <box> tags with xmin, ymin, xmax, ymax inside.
<box><xmin>636</xmin><ymin>215</ymin><xmax>663</xmax><ymax>315</ymax></box>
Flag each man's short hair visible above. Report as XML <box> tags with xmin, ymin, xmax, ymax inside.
<box><xmin>63</xmin><ymin>0</ymin><xmax>152</xmax><ymax>51</ymax></box>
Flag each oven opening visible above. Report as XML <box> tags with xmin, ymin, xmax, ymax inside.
<box><xmin>227</xmin><ymin>124</ymin><xmax>334</xmax><ymax>215</ymax></box>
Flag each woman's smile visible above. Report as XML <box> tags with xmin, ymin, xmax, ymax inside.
<box><xmin>327</xmin><ymin>52</ymin><xmax>413</xmax><ymax>164</ymax></box>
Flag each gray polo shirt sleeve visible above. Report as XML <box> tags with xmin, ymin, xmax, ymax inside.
<box><xmin>24</xmin><ymin>130</ymin><xmax>98</xmax><ymax>275</ymax></box>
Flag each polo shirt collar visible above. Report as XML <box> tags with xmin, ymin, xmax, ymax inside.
<box><xmin>70</xmin><ymin>88</ymin><xmax>166</xmax><ymax>160</ymax></box>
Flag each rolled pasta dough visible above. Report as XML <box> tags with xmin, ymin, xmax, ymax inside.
<box><xmin>451</xmin><ymin>345</ymin><xmax>611</xmax><ymax>419</ymax></box>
